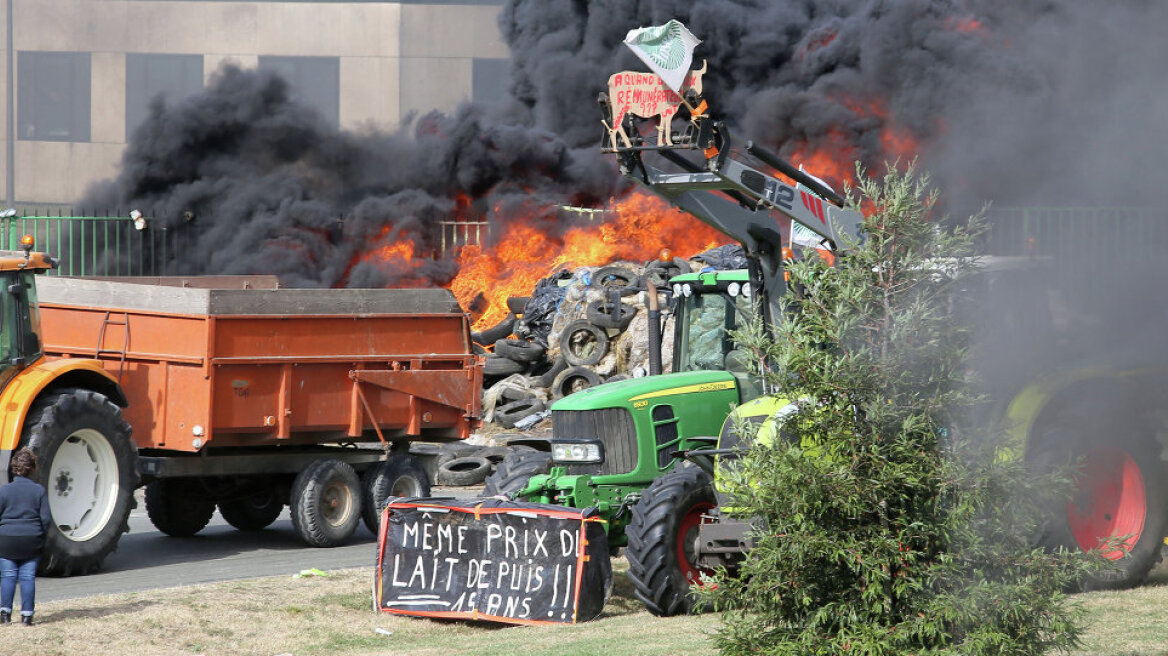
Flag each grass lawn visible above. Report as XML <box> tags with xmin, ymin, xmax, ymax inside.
<box><xmin>11</xmin><ymin>556</ymin><xmax>1168</xmax><ymax>655</ymax></box>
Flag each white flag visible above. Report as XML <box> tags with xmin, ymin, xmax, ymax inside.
<box><xmin>790</xmin><ymin>220</ymin><xmax>828</xmax><ymax>249</ymax></box>
<box><xmin>623</xmin><ymin>20</ymin><xmax>701</xmax><ymax>93</ymax></box>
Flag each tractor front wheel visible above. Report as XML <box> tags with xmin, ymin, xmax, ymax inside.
<box><xmin>22</xmin><ymin>389</ymin><xmax>137</xmax><ymax>576</ymax></box>
<box><xmin>625</xmin><ymin>464</ymin><xmax>716</xmax><ymax>616</ymax></box>
<box><xmin>482</xmin><ymin>451</ymin><xmax>551</xmax><ymax>498</ymax></box>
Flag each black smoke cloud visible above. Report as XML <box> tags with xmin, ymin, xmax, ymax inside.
<box><xmin>81</xmin><ymin>65</ymin><xmax>619</xmax><ymax>287</ymax></box>
<box><xmin>82</xmin><ymin>1</ymin><xmax>1168</xmax><ymax>288</ymax></box>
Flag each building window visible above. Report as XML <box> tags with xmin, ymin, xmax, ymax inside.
<box><xmin>258</xmin><ymin>56</ymin><xmax>340</xmax><ymax>128</ymax></box>
<box><xmin>472</xmin><ymin>58</ymin><xmax>509</xmax><ymax>106</ymax></box>
<box><xmin>126</xmin><ymin>54</ymin><xmax>204</xmax><ymax>138</ymax></box>
<box><xmin>18</xmin><ymin>52</ymin><xmax>91</xmax><ymax>142</ymax></box>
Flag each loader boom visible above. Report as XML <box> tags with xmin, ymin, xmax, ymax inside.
<box><xmin>608</xmin><ymin>110</ymin><xmax>863</xmax><ymax>322</ymax></box>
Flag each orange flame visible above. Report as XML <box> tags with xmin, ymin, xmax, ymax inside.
<box><xmin>448</xmin><ymin>191</ymin><xmax>725</xmax><ymax>330</ymax></box>
<box><xmin>355</xmin><ymin>227</ymin><xmax>431</xmax><ymax>288</ymax></box>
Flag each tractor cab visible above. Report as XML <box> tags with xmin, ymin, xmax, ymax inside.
<box><xmin>669</xmin><ymin>269</ymin><xmax>765</xmax><ymax>401</ymax></box>
<box><xmin>0</xmin><ymin>239</ymin><xmax>54</xmax><ymax>391</ymax></box>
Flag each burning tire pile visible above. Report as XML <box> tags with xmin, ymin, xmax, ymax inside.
<box><xmin>429</xmin><ymin>247</ymin><xmax>740</xmax><ymax>487</ymax></box>
<box><xmin>476</xmin><ymin>257</ymin><xmax>690</xmax><ymax>430</ymax></box>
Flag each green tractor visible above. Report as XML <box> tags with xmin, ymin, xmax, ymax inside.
<box><xmin>483</xmin><ymin>100</ymin><xmax>863</xmax><ymax>615</ymax></box>
<box><xmin>486</xmin><ymin>269</ymin><xmax>763</xmax><ymax>615</ymax></box>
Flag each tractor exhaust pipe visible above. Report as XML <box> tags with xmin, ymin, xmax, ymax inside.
<box><xmin>646</xmin><ymin>280</ymin><xmax>663</xmax><ymax>376</ymax></box>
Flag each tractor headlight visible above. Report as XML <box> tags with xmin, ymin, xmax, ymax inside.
<box><xmin>551</xmin><ymin>439</ymin><xmax>605</xmax><ymax>464</ymax></box>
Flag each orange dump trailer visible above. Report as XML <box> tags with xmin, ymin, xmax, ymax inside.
<box><xmin>33</xmin><ymin>275</ymin><xmax>483</xmax><ymax>555</ymax></box>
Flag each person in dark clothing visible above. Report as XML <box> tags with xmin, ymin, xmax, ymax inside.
<box><xmin>0</xmin><ymin>448</ymin><xmax>52</xmax><ymax>626</ymax></box>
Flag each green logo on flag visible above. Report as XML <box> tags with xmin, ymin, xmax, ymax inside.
<box><xmin>635</xmin><ymin>22</ymin><xmax>690</xmax><ymax>70</ymax></box>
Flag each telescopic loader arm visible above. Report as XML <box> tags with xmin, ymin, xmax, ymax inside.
<box><xmin>604</xmin><ymin>106</ymin><xmax>863</xmax><ymax>324</ymax></box>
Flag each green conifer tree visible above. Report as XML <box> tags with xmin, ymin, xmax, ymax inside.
<box><xmin>701</xmin><ymin>162</ymin><xmax>1095</xmax><ymax>655</ymax></box>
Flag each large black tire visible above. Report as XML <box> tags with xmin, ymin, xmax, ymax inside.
<box><xmin>482</xmin><ymin>451</ymin><xmax>552</xmax><ymax>498</ymax></box>
<box><xmin>494</xmin><ymin>338</ymin><xmax>546</xmax><ymax>363</ymax></box>
<box><xmin>1030</xmin><ymin>408</ymin><xmax>1167</xmax><ymax>590</ymax></box>
<box><xmin>560</xmin><ymin>320</ymin><xmax>608</xmax><ymax>366</ymax></box>
<box><xmin>586</xmin><ymin>299</ymin><xmax>637</xmax><ymax>331</ymax></box>
<box><xmin>539</xmin><ymin>356</ymin><xmax>569</xmax><ymax>388</ymax></box>
<box><xmin>217</xmin><ymin>488</ymin><xmax>284</xmax><ymax>532</ymax></box>
<box><xmin>493</xmin><ymin>398</ymin><xmax>547</xmax><ymax>429</ymax></box>
<box><xmin>625</xmin><ymin>465</ymin><xmax>717</xmax><ymax>616</ymax></box>
<box><xmin>506</xmin><ymin>296</ymin><xmax>531</xmax><ymax>315</ymax></box>
<box><xmin>145</xmin><ymin>479</ymin><xmax>216</xmax><ymax>537</ymax></box>
<box><xmin>362</xmin><ymin>455</ymin><xmax>430</xmax><ymax>535</ymax></box>
<box><xmin>483</xmin><ymin>353</ymin><xmax>527</xmax><ymax>377</ymax></box>
<box><xmin>437</xmin><ymin>456</ymin><xmax>492</xmax><ymax>486</ymax></box>
<box><xmin>591</xmin><ymin>266</ymin><xmax>641</xmax><ymax>295</ymax></box>
<box><xmin>592</xmin><ymin>265</ymin><xmax>636</xmax><ymax>286</ymax></box>
<box><xmin>22</xmin><ymin>388</ymin><xmax>137</xmax><ymax>576</ymax></box>
<box><xmin>291</xmin><ymin>459</ymin><xmax>362</xmax><ymax>548</ymax></box>
<box><xmin>471</xmin><ymin>314</ymin><xmax>517</xmax><ymax>346</ymax></box>
<box><xmin>551</xmin><ymin>366</ymin><xmax>602</xmax><ymax>399</ymax></box>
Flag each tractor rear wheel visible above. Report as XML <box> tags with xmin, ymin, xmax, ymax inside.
<box><xmin>22</xmin><ymin>388</ymin><xmax>137</xmax><ymax>576</ymax></box>
<box><xmin>482</xmin><ymin>451</ymin><xmax>551</xmax><ymax>498</ymax></box>
<box><xmin>625</xmin><ymin>464</ymin><xmax>716</xmax><ymax>616</ymax></box>
<box><xmin>1031</xmin><ymin>410</ymin><xmax>1167</xmax><ymax>590</ymax></box>
<box><xmin>146</xmin><ymin>479</ymin><xmax>216</xmax><ymax>537</ymax></box>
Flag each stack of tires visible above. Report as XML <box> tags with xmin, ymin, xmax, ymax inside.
<box><xmin>477</xmin><ymin>259</ymin><xmax>686</xmax><ymax>430</ymax></box>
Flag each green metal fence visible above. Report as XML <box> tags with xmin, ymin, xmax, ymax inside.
<box><xmin>2</xmin><ymin>207</ymin><xmax>1162</xmax><ymax>286</ymax></box>
<box><xmin>0</xmin><ymin>212</ymin><xmax>172</xmax><ymax>277</ymax></box>
<box><xmin>983</xmin><ymin>207</ymin><xmax>1168</xmax><ymax>311</ymax></box>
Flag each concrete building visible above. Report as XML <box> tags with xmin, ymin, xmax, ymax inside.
<box><xmin>0</xmin><ymin>0</ymin><xmax>508</xmax><ymax>205</ymax></box>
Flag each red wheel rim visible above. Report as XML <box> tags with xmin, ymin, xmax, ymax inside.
<box><xmin>677</xmin><ymin>502</ymin><xmax>716</xmax><ymax>585</ymax></box>
<box><xmin>1066</xmin><ymin>446</ymin><xmax>1147</xmax><ymax>560</ymax></box>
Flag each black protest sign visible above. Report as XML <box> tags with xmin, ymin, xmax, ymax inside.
<box><xmin>376</xmin><ymin>497</ymin><xmax>611</xmax><ymax>625</ymax></box>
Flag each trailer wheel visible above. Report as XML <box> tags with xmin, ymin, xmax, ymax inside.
<box><xmin>22</xmin><ymin>388</ymin><xmax>136</xmax><ymax>576</ymax></box>
<box><xmin>1030</xmin><ymin>401</ymin><xmax>1168</xmax><ymax>590</ymax></box>
<box><xmin>218</xmin><ymin>489</ymin><xmax>284</xmax><ymax>532</ymax></box>
<box><xmin>626</xmin><ymin>464</ymin><xmax>716</xmax><ymax>616</ymax></box>
<box><xmin>482</xmin><ymin>451</ymin><xmax>551</xmax><ymax>498</ymax></box>
<box><xmin>437</xmin><ymin>456</ymin><xmax>492</xmax><ymax>486</ymax></box>
<box><xmin>291</xmin><ymin>459</ymin><xmax>362</xmax><ymax>548</ymax></box>
<box><xmin>362</xmin><ymin>455</ymin><xmax>430</xmax><ymax>535</ymax></box>
<box><xmin>145</xmin><ymin>479</ymin><xmax>216</xmax><ymax>537</ymax></box>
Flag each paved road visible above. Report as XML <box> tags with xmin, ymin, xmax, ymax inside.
<box><xmin>38</xmin><ymin>486</ymin><xmax>481</xmax><ymax>603</ymax></box>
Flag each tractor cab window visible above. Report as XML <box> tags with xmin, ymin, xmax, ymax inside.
<box><xmin>675</xmin><ymin>287</ymin><xmax>756</xmax><ymax>373</ymax></box>
<box><xmin>0</xmin><ymin>271</ymin><xmax>41</xmax><ymax>373</ymax></box>
<box><xmin>0</xmin><ymin>272</ymin><xmax>25</xmax><ymax>394</ymax></box>
<box><xmin>0</xmin><ymin>274</ymin><xmax>16</xmax><ymax>364</ymax></box>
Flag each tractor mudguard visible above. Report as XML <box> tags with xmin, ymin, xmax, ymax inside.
<box><xmin>1002</xmin><ymin>366</ymin><xmax>1153</xmax><ymax>460</ymax></box>
<box><xmin>0</xmin><ymin>356</ymin><xmax>123</xmax><ymax>451</ymax></box>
